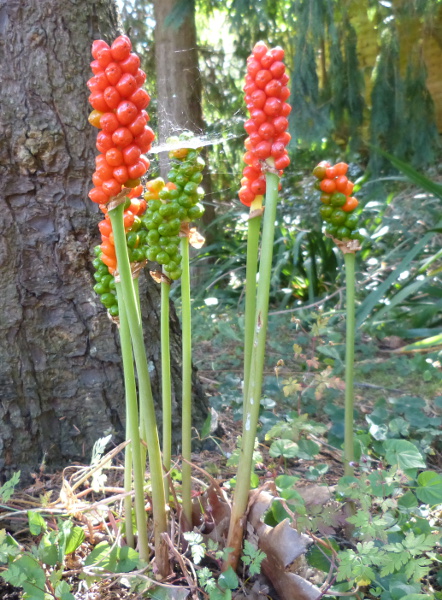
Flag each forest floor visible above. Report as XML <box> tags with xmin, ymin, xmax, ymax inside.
<box><xmin>1</xmin><ymin>307</ymin><xmax>441</xmax><ymax>599</ymax></box>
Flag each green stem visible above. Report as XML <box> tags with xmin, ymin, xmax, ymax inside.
<box><xmin>115</xmin><ymin>282</ymin><xmax>145</xmax><ymax>556</ymax></box>
<box><xmin>344</xmin><ymin>252</ymin><xmax>356</xmax><ymax>477</ymax></box>
<box><xmin>225</xmin><ymin>170</ymin><xmax>279</xmax><ymax>571</ymax></box>
<box><xmin>180</xmin><ymin>234</ymin><xmax>192</xmax><ymax>528</ymax></box>
<box><xmin>243</xmin><ymin>199</ymin><xmax>262</xmax><ymax>406</ymax></box>
<box><xmin>108</xmin><ymin>203</ymin><xmax>169</xmax><ymax>576</ymax></box>
<box><xmin>161</xmin><ymin>274</ymin><xmax>172</xmax><ymax>473</ymax></box>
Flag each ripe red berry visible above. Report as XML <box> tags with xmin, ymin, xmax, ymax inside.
<box><xmin>116</xmin><ymin>101</ymin><xmax>138</xmax><ymax>125</ymax></box>
<box><xmin>127</xmin><ymin>114</ymin><xmax>147</xmax><ymax>136</ymax></box>
<box><xmin>96</xmin><ymin>131</ymin><xmax>114</xmax><ymax>153</ymax></box>
<box><xmin>91</xmin><ymin>40</ymin><xmax>110</xmax><ymax>60</ymax></box>
<box><xmin>252</xmin><ymin>41</ymin><xmax>268</xmax><ymax>60</ymax></box>
<box><xmin>254</xmin><ymin>141</ymin><xmax>272</xmax><ymax>160</ymax></box>
<box><xmin>127</xmin><ymin>160</ymin><xmax>146</xmax><ymax>179</ymax></box>
<box><xmin>129</xmin><ymin>88</ymin><xmax>150</xmax><ymax>110</ymax></box>
<box><xmin>239</xmin><ymin>186</ymin><xmax>255</xmax><ymax>206</ymax></box>
<box><xmin>251</xmin><ymin>177</ymin><xmax>266</xmax><ymax>195</ymax></box>
<box><xmin>106</xmin><ymin>147</ymin><xmax>124</xmax><ymax>167</ymax></box>
<box><xmin>264</xmin><ymin>79</ymin><xmax>282</xmax><ymax>97</ymax></box>
<box><xmin>120</xmin><ymin>53</ymin><xmax>140</xmax><ymax>75</ymax></box>
<box><xmin>247</xmin><ymin>59</ymin><xmax>261</xmax><ymax>77</ymax></box>
<box><xmin>100</xmin><ymin>112</ymin><xmax>119</xmax><ymax>133</ymax></box>
<box><xmin>134</xmin><ymin>127</ymin><xmax>155</xmax><ymax>152</ymax></box>
<box><xmin>103</xmin><ymin>86</ymin><xmax>121</xmax><ymax>110</ymax></box>
<box><xmin>134</xmin><ymin>69</ymin><xmax>147</xmax><ymax>87</ymax></box>
<box><xmin>112</xmin><ymin>127</ymin><xmax>134</xmax><ymax>148</ymax></box>
<box><xmin>110</xmin><ymin>35</ymin><xmax>132</xmax><ymax>61</ymax></box>
<box><xmin>116</xmin><ymin>73</ymin><xmax>137</xmax><ymax>98</ymax></box>
<box><xmin>271</xmin><ymin>142</ymin><xmax>286</xmax><ymax>158</ymax></box>
<box><xmin>250</xmin><ymin>109</ymin><xmax>266</xmax><ymax>126</ymax></box>
<box><xmin>88</xmin><ymin>92</ymin><xmax>108</xmax><ymax>112</ymax></box>
<box><xmin>269</xmin><ymin>61</ymin><xmax>285</xmax><ymax>79</ymax></box>
<box><xmin>274</xmin><ymin>154</ymin><xmax>290</xmax><ymax>170</ymax></box>
<box><xmin>102</xmin><ymin>178</ymin><xmax>122</xmax><ymax>197</ymax></box>
<box><xmin>263</xmin><ymin>97</ymin><xmax>281</xmax><ymax>117</ymax></box>
<box><xmin>272</xmin><ymin>116</ymin><xmax>289</xmax><ymax>134</ymax></box>
<box><xmin>255</xmin><ymin>70</ymin><xmax>272</xmax><ymax>89</ymax></box>
<box><xmin>89</xmin><ymin>186</ymin><xmax>109</xmax><ymax>204</ymax></box>
<box><xmin>122</xmin><ymin>144</ymin><xmax>141</xmax><ymax>166</ymax></box>
<box><xmin>258</xmin><ymin>121</ymin><xmax>275</xmax><ymax>140</ymax></box>
<box><xmin>250</xmin><ymin>90</ymin><xmax>266</xmax><ymax>109</ymax></box>
<box><xmin>260</xmin><ymin>52</ymin><xmax>274</xmax><ymax>69</ymax></box>
<box><xmin>113</xmin><ymin>165</ymin><xmax>129</xmax><ymax>184</ymax></box>
<box><xmin>105</xmin><ymin>62</ymin><xmax>123</xmax><ymax>86</ymax></box>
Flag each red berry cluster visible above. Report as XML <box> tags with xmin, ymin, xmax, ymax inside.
<box><xmin>87</xmin><ymin>35</ymin><xmax>155</xmax><ymax>207</ymax></box>
<box><xmin>239</xmin><ymin>42</ymin><xmax>292</xmax><ymax>207</ymax></box>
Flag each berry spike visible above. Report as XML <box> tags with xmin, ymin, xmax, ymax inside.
<box><xmin>239</xmin><ymin>41</ymin><xmax>291</xmax><ymax>207</ymax></box>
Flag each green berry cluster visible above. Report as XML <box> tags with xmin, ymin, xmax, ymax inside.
<box><xmin>141</xmin><ymin>178</ymin><xmax>184</xmax><ymax>280</ymax></box>
<box><xmin>142</xmin><ymin>133</ymin><xmax>205</xmax><ymax>280</ymax></box>
<box><xmin>92</xmin><ymin>246</ymin><xmax>119</xmax><ymax>316</ymax></box>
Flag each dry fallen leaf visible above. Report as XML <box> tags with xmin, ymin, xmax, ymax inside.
<box><xmin>247</xmin><ymin>489</ymin><xmax>321</xmax><ymax>600</ymax></box>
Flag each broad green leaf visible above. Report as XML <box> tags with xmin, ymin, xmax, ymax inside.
<box><xmin>275</xmin><ymin>474</ymin><xmax>299</xmax><ymax>490</ymax></box>
<box><xmin>306</xmin><ymin>538</ymin><xmax>339</xmax><ymax>572</ymax></box>
<box><xmin>4</xmin><ymin>554</ymin><xmax>46</xmax><ymax>599</ymax></box>
<box><xmin>269</xmin><ymin>439</ymin><xmax>298</xmax><ymax>459</ymax></box>
<box><xmin>28</xmin><ymin>511</ymin><xmax>47</xmax><ymax>536</ymax></box>
<box><xmin>297</xmin><ymin>439</ymin><xmax>320</xmax><ymax>460</ymax></box>
<box><xmin>384</xmin><ymin>440</ymin><xmax>426</xmax><ymax>471</ymax></box>
<box><xmin>65</xmin><ymin>526</ymin><xmax>85</xmax><ymax>555</ymax></box>
<box><xmin>416</xmin><ymin>471</ymin><xmax>442</xmax><ymax>505</ymax></box>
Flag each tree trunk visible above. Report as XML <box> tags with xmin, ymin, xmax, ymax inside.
<box><xmin>0</xmin><ymin>0</ymin><xmax>207</xmax><ymax>484</ymax></box>
<box><xmin>152</xmin><ymin>0</ymin><xmax>216</xmax><ymax>242</ymax></box>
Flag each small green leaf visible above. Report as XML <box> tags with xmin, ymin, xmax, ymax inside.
<box><xmin>55</xmin><ymin>580</ymin><xmax>75</xmax><ymax>600</ymax></box>
<box><xmin>28</xmin><ymin>511</ymin><xmax>47</xmax><ymax>536</ymax></box>
<box><xmin>218</xmin><ymin>566</ymin><xmax>238</xmax><ymax>590</ymax></box>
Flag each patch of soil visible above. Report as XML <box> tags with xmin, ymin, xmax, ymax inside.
<box><xmin>0</xmin><ymin>580</ymin><xmax>22</xmax><ymax>600</ymax></box>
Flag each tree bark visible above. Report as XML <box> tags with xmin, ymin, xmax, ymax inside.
<box><xmin>152</xmin><ymin>0</ymin><xmax>216</xmax><ymax>241</ymax></box>
<box><xmin>0</xmin><ymin>0</ymin><xmax>207</xmax><ymax>483</ymax></box>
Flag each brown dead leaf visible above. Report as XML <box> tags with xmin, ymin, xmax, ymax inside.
<box><xmin>247</xmin><ymin>489</ymin><xmax>321</xmax><ymax>600</ymax></box>
<box><xmin>193</xmin><ymin>482</ymin><xmax>231</xmax><ymax>543</ymax></box>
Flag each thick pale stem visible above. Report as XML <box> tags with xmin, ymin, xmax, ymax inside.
<box><xmin>116</xmin><ymin>282</ymin><xmax>143</xmax><ymax>553</ymax></box>
<box><xmin>180</xmin><ymin>234</ymin><xmax>192</xmax><ymax>528</ymax></box>
<box><xmin>108</xmin><ymin>203</ymin><xmax>169</xmax><ymax>576</ymax></box>
<box><xmin>243</xmin><ymin>197</ymin><xmax>263</xmax><ymax>405</ymax></box>
<box><xmin>225</xmin><ymin>171</ymin><xmax>279</xmax><ymax>571</ymax></box>
<box><xmin>344</xmin><ymin>252</ymin><xmax>356</xmax><ymax>477</ymax></box>
<box><xmin>161</xmin><ymin>276</ymin><xmax>172</xmax><ymax>473</ymax></box>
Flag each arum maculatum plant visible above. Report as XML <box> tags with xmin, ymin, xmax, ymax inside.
<box><xmin>87</xmin><ymin>35</ymin><xmax>169</xmax><ymax>576</ymax></box>
<box><xmin>313</xmin><ymin>161</ymin><xmax>363</xmax><ymax>477</ymax></box>
<box><xmin>226</xmin><ymin>41</ymin><xmax>292</xmax><ymax>571</ymax></box>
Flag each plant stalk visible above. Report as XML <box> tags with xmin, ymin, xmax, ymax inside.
<box><xmin>161</xmin><ymin>274</ymin><xmax>172</xmax><ymax>473</ymax></box>
<box><xmin>180</xmin><ymin>234</ymin><xmax>193</xmax><ymax>528</ymax></box>
<box><xmin>116</xmin><ymin>282</ymin><xmax>143</xmax><ymax>553</ymax></box>
<box><xmin>108</xmin><ymin>203</ymin><xmax>169</xmax><ymax>576</ymax></box>
<box><xmin>243</xmin><ymin>197</ymin><xmax>263</xmax><ymax>405</ymax></box>
<box><xmin>344</xmin><ymin>252</ymin><xmax>356</xmax><ymax>477</ymax></box>
<box><xmin>225</xmin><ymin>170</ymin><xmax>279</xmax><ymax>570</ymax></box>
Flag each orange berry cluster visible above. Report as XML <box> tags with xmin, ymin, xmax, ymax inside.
<box><xmin>92</xmin><ymin>197</ymin><xmax>148</xmax><ymax>316</ymax></box>
<box><xmin>87</xmin><ymin>35</ymin><xmax>155</xmax><ymax>206</ymax></box>
<box><xmin>239</xmin><ymin>42</ymin><xmax>292</xmax><ymax>207</ymax></box>
<box><xmin>312</xmin><ymin>161</ymin><xmax>362</xmax><ymax>241</ymax></box>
